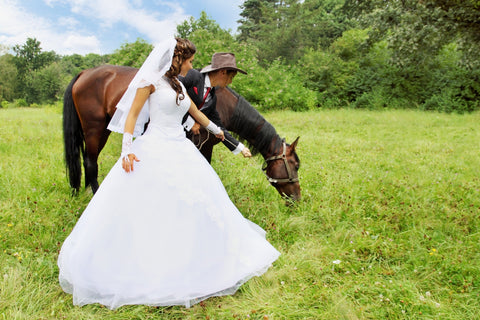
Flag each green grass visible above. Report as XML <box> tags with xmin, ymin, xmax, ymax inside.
<box><xmin>1</xmin><ymin>106</ymin><xmax>479</xmax><ymax>319</ymax></box>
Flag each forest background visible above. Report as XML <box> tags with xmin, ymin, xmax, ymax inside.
<box><xmin>1</xmin><ymin>0</ymin><xmax>479</xmax><ymax>114</ymax></box>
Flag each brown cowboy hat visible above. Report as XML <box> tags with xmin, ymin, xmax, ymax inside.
<box><xmin>200</xmin><ymin>52</ymin><xmax>247</xmax><ymax>75</ymax></box>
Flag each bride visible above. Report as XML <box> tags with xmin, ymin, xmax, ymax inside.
<box><xmin>57</xmin><ymin>37</ymin><xmax>280</xmax><ymax>310</ymax></box>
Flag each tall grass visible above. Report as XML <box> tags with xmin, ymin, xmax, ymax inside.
<box><xmin>1</xmin><ymin>106</ymin><xmax>479</xmax><ymax>319</ymax></box>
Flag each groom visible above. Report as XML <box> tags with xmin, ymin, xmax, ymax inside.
<box><xmin>180</xmin><ymin>52</ymin><xmax>252</xmax><ymax>162</ymax></box>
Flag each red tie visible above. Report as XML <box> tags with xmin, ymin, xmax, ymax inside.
<box><xmin>198</xmin><ymin>87</ymin><xmax>211</xmax><ymax>110</ymax></box>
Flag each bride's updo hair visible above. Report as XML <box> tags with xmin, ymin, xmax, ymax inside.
<box><xmin>165</xmin><ymin>38</ymin><xmax>196</xmax><ymax>105</ymax></box>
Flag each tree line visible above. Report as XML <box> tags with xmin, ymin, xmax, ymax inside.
<box><xmin>1</xmin><ymin>0</ymin><xmax>479</xmax><ymax>112</ymax></box>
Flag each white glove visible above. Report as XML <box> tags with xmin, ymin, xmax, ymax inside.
<box><xmin>205</xmin><ymin>121</ymin><xmax>221</xmax><ymax>135</ymax></box>
<box><xmin>121</xmin><ymin>132</ymin><xmax>133</xmax><ymax>161</ymax></box>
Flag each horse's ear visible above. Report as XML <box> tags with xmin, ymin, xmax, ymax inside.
<box><xmin>290</xmin><ymin>136</ymin><xmax>300</xmax><ymax>151</ymax></box>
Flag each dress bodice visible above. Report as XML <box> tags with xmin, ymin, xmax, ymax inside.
<box><xmin>144</xmin><ymin>77</ymin><xmax>191</xmax><ymax>138</ymax></box>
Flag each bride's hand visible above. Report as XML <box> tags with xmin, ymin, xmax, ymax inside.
<box><xmin>191</xmin><ymin>122</ymin><xmax>201</xmax><ymax>135</ymax></box>
<box><xmin>122</xmin><ymin>154</ymin><xmax>140</xmax><ymax>172</ymax></box>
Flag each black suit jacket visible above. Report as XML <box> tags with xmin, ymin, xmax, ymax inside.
<box><xmin>180</xmin><ymin>69</ymin><xmax>240</xmax><ymax>152</ymax></box>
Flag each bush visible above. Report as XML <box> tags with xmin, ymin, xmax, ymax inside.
<box><xmin>423</xmin><ymin>60</ymin><xmax>480</xmax><ymax>113</ymax></box>
<box><xmin>233</xmin><ymin>59</ymin><xmax>317</xmax><ymax>111</ymax></box>
<box><xmin>299</xmin><ymin>46</ymin><xmax>360</xmax><ymax>108</ymax></box>
<box><xmin>13</xmin><ymin>98</ymin><xmax>28</xmax><ymax>107</ymax></box>
<box><xmin>422</xmin><ymin>91</ymin><xmax>478</xmax><ymax>114</ymax></box>
<box><xmin>352</xmin><ymin>90</ymin><xmax>388</xmax><ymax>110</ymax></box>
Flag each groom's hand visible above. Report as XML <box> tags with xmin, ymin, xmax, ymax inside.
<box><xmin>241</xmin><ymin>147</ymin><xmax>252</xmax><ymax>158</ymax></box>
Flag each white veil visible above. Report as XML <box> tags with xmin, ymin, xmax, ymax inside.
<box><xmin>107</xmin><ymin>37</ymin><xmax>177</xmax><ymax>137</ymax></box>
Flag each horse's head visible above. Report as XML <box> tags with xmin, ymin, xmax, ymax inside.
<box><xmin>263</xmin><ymin>137</ymin><xmax>301</xmax><ymax>204</ymax></box>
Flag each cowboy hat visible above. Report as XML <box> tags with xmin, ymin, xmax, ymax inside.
<box><xmin>200</xmin><ymin>52</ymin><xmax>247</xmax><ymax>74</ymax></box>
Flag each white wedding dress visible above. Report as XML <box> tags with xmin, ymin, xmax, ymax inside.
<box><xmin>58</xmin><ymin>77</ymin><xmax>280</xmax><ymax>310</ymax></box>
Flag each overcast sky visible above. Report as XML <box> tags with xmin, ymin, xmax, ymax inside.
<box><xmin>0</xmin><ymin>0</ymin><xmax>243</xmax><ymax>55</ymax></box>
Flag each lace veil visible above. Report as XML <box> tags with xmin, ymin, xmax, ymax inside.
<box><xmin>107</xmin><ymin>37</ymin><xmax>177</xmax><ymax>136</ymax></box>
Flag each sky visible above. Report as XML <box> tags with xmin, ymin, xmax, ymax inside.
<box><xmin>0</xmin><ymin>0</ymin><xmax>244</xmax><ymax>55</ymax></box>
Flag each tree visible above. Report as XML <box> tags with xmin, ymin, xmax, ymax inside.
<box><xmin>0</xmin><ymin>44</ymin><xmax>9</xmax><ymax>55</ymax></box>
<box><xmin>176</xmin><ymin>11</ymin><xmax>237</xmax><ymax>68</ymax></box>
<box><xmin>428</xmin><ymin>0</ymin><xmax>480</xmax><ymax>40</ymax></box>
<box><xmin>83</xmin><ymin>53</ymin><xmax>109</xmax><ymax>68</ymax></box>
<box><xmin>343</xmin><ymin>0</ymin><xmax>480</xmax><ymax>68</ymax></box>
<box><xmin>13</xmin><ymin>38</ymin><xmax>59</xmax><ymax>102</ymax></box>
<box><xmin>28</xmin><ymin>62</ymin><xmax>64</xmax><ymax>103</ymax></box>
<box><xmin>237</xmin><ymin>0</ymin><xmax>276</xmax><ymax>41</ymax></box>
<box><xmin>0</xmin><ymin>53</ymin><xmax>17</xmax><ymax>102</ymax></box>
<box><xmin>238</xmin><ymin>0</ymin><xmax>350</xmax><ymax>64</ymax></box>
<box><xmin>108</xmin><ymin>38</ymin><xmax>153</xmax><ymax>68</ymax></box>
<box><xmin>13</xmin><ymin>38</ymin><xmax>59</xmax><ymax>72</ymax></box>
<box><xmin>177</xmin><ymin>11</ymin><xmax>233</xmax><ymax>39</ymax></box>
<box><xmin>61</xmin><ymin>53</ymin><xmax>108</xmax><ymax>76</ymax></box>
<box><xmin>427</xmin><ymin>0</ymin><xmax>480</xmax><ymax>68</ymax></box>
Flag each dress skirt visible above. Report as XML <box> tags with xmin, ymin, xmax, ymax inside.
<box><xmin>58</xmin><ymin>124</ymin><xmax>280</xmax><ymax>309</ymax></box>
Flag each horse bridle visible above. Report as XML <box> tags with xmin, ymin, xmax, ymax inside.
<box><xmin>262</xmin><ymin>141</ymin><xmax>299</xmax><ymax>184</ymax></box>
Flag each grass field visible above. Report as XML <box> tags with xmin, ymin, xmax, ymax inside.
<box><xmin>0</xmin><ymin>105</ymin><xmax>479</xmax><ymax>319</ymax></box>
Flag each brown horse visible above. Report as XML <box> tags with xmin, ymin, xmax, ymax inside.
<box><xmin>63</xmin><ymin>65</ymin><xmax>301</xmax><ymax>201</ymax></box>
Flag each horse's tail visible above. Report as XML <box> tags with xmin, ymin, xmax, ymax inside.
<box><xmin>63</xmin><ymin>74</ymin><xmax>84</xmax><ymax>193</ymax></box>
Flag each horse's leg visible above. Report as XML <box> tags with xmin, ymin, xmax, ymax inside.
<box><xmin>201</xmin><ymin>145</ymin><xmax>213</xmax><ymax>163</ymax></box>
<box><xmin>83</xmin><ymin>147</ymin><xmax>98</xmax><ymax>193</ymax></box>
<box><xmin>98</xmin><ymin>128</ymin><xmax>112</xmax><ymax>156</ymax></box>
<box><xmin>83</xmin><ymin>126</ymin><xmax>106</xmax><ymax>194</ymax></box>
<box><xmin>88</xmin><ymin>128</ymin><xmax>112</xmax><ymax>194</ymax></box>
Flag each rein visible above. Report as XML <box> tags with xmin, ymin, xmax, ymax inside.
<box><xmin>193</xmin><ymin>130</ymin><xmax>237</xmax><ymax>151</ymax></box>
<box><xmin>192</xmin><ymin>131</ymin><xmax>210</xmax><ymax>150</ymax></box>
<box><xmin>262</xmin><ymin>141</ymin><xmax>299</xmax><ymax>184</ymax></box>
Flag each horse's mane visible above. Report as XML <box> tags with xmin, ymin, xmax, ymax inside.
<box><xmin>227</xmin><ymin>87</ymin><xmax>283</xmax><ymax>156</ymax></box>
